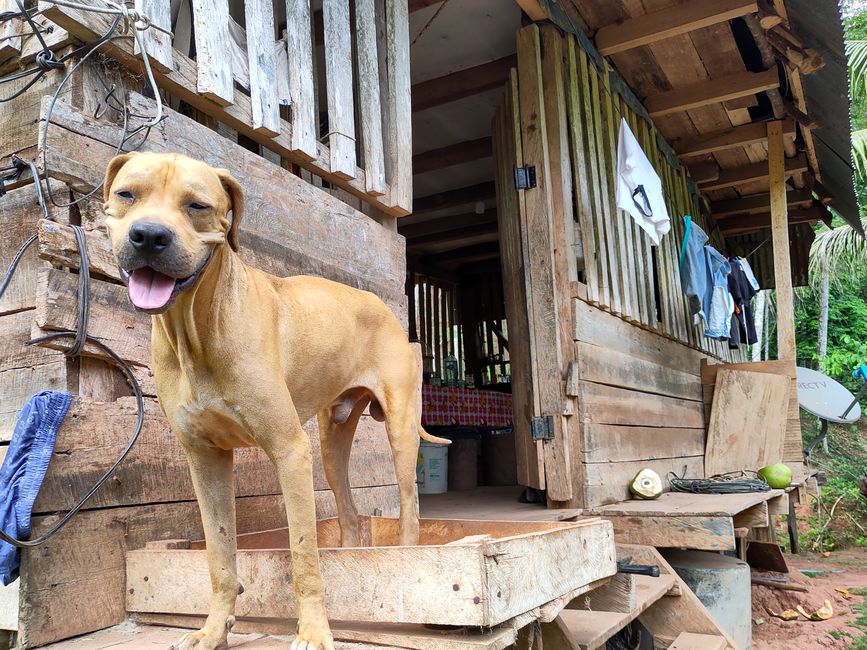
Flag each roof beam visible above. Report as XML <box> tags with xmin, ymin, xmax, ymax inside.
<box><xmin>413</xmin><ymin>137</ymin><xmax>493</xmax><ymax>175</ymax></box>
<box><xmin>711</xmin><ymin>189</ymin><xmax>814</xmax><ymax>217</ymax></box>
<box><xmin>699</xmin><ymin>154</ymin><xmax>809</xmax><ymax>191</ymax></box>
<box><xmin>422</xmin><ymin>241</ymin><xmax>501</xmax><ymax>264</ymax></box>
<box><xmin>412</xmin><ymin>181</ymin><xmax>497</xmax><ymax>214</ymax></box>
<box><xmin>687</xmin><ymin>160</ymin><xmax>720</xmax><ymax>184</ymax></box>
<box><xmin>407</xmin><ymin>222</ymin><xmax>499</xmax><ymax>246</ymax></box>
<box><xmin>595</xmin><ymin>0</ymin><xmax>757</xmax><ymax>56</ymax></box>
<box><xmin>718</xmin><ymin>207</ymin><xmax>825</xmax><ymax>236</ymax></box>
<box><xmin>673</xmin><ymin>119</ymin><xmax>796</xmax><ymax>157</ymax></box>
<box><xmin>412</xmin><ymin>56</ymin><xmax>516</xmax><ymax>112</ymax></box>
<box><xmin>398</xmin><ymin>209</ymin><xmax>497</xmax><ymax>239</ymax></box>
<box><xmin>645</xmin><ymin>70</ymin><xmax>779</xmax><ymax>118</ymax></box>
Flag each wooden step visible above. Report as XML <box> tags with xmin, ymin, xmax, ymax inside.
<box><xmin>556</xmin><ymin>574</ymin><xmax>677</xmax><ymax>650</ymax></box>
<box><xmin>668</xmin><ymin>632</ymin><xmax>727</xmax><ymax>650</ymax></box>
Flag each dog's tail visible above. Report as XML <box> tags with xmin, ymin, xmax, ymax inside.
<box><xmin>418</xmin><ymin>422</ymin><xmax>451</xmax><ymax>445</ymax></box>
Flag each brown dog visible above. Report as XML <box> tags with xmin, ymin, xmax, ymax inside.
<box><xmin>102</xmin><ymin>152</ymin><xmax>448</xmax><ymax>650</ymax></box>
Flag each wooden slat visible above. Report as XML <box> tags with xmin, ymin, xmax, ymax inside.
<box><xmin>672</xmin><ymin>119</ymin><xmax>796</xmax><ymax>157</ymax></box>
<box><xmin>769</xmin><ymin>120</ymin><xmax>796</xmax><ymax>361</ymax></box>
<box><xmin>704</xmin><ymin>369</ymin><xmax>790</xmax><ymax>476</ymax></box>
<box><xmin>191</xmin><ymin>0</ymin><xmax>233</xmax><ymax>105</ymax></box>
<box><xmin>687</xmin><ymin>160</ymin><xmax>720</xmax><ymax>184</ymax></box>
<box><xmin>133</xmin><ymin>0</ymin><xmax>173</xmax><ymax>72</ymax></box>
<box><xmin>584</xmin><ymin>456</ymin><xmax>704</xmax><ymax>505</ymax></box>
<box><xmin>399</xmin><ymin>210</ymin><xmax>496</xmax><ymax>239</ymax></box>
<box><xmin>699</xmin><ymin>153</ymin><xmax>808</xmax><ymax>191</ymax></box>
<box><xmin>323</xmin><ymin>0</ymin><xmax>357</xmax><ymax>179</ymax></box>
<box><xmin>412</xmin><ymin>56</ymin><xmax>517</xmax><ymax>112</ymax></box>
<box><xmin>595</xmin><ymin>0</ymin><xmax>757</xmax><ymax>56</ymax></box>
<box><xmin>717</xmin><ymin>209</ymin><xmax>820</xmax><ymax>236</ymax></box>
<box><xmin>711</xmin><ymin>189</ymin><xmax>813</xmax><ymax>217</ymax></box>
<box><xmin>576</xmin><ymin>381</ymin><xmax>704</xmax><ymax>429</ymax></box>
<box><xmin>565</xmin><ymin>38</ymin><xmax>600</xmax><ymax>305</ymax></box>
<box><xmin>386</xmin><ymin>0</ymin><xmax>412</xmax><ymax>209</ymax></box>
<box><xmin>413</xmin><ymin>181</ymin><xmax>496</xmax><ymax>214</ymax></box>
<box><xmin>645</xmin><ymin>70</ymin><xmax>779</xmax><ymax>118</ymax></box>
<box><xmin>0</xmin><ymin>0</ymin><xmax>22</xmax><ymax>64</ymax></box>
<box><xmin>285</xmin><ymin>0</ymin><xmax>318</xmax><ymax>159</ymax></box>
<box><xmin>412</xmin><ymin>137</ymin><xmax>493</xmax><ymax>175</ymax></box>
<box><xmin>354</xmin><ymin>0</ymin><xmax>386</xmax><ymax>193</ymax></box>
<box><xmin>243</xmin><ymin>0</ymin><xmax>280</xmax><ymax>136</ymax></box>
<box><xmin>582</xmin><ymin>423</ymin><xmax>706</xmax><ymax>464</ymax></box>
<box><xmin>516</xmin><ymin>25</ymin><xmax>572</xmax><ymax>502</ymax></box>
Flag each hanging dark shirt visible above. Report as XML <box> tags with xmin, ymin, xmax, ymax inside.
<box><xmin>728</xmin><ymin>260</ymin><xmax>758</xmax><ymax>348</ymax></box>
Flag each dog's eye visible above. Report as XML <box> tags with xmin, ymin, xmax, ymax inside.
<box><xmin>115</xmin><ymin>190</ymin><xmax>135</xmax><ymax>202</ymax></box>
<box><xmin>188</xmin><ymin>202</ymin><xmax>210</xmax><ymax>211</ymax></box>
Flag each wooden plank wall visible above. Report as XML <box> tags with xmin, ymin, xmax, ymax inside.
<box><xmin>0</xmin><ymin>63</ymin><xmax>406</xmax><ymax>646</ymax></box>
<box><xmin>38</xmin><ymin>0</ymin><xmax>413</xmax><ymax>217</ymax></box>
<box><xmin>407</xmin><ymin>272</ymin><xmax>462</xmax><ymax>382</ymax></box>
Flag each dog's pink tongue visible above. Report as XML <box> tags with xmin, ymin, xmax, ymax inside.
<box><xmin>128</xmin><ymin>267</ymin><xmax>175</xmax><ymax>310</ymax></box>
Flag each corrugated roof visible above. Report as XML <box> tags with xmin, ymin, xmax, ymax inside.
<box><xmin>787</xmin><ymin>0</ymin><xmax>862</xmax><ymax>230</ymax></box>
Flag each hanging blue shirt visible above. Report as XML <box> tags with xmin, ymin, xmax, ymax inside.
<box><xmin>0</xmin><ymin>391</ymin><xmax>72</xmax><ymax>585</ymax></box>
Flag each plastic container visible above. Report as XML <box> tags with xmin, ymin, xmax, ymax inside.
<box><xmin>417</xmin><ymin>441</ymin><xmax>448</xmax><ymax>494</ymax></box>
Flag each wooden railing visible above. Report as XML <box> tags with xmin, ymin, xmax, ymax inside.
<box><xmin>39</xmin><ymin>0</ymin><xmax>413</xmax><ymax>217</ymax></box>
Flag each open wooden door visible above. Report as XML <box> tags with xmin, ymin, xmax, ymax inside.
<box><xmin>492</xmin><ymin>25</ymin><xmax>578</xmax><ymax>504</ymax></box>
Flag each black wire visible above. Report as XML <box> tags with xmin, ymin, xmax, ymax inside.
<box><xmin>668</xmin><ymin>471</ymin><xmax>771</xmax><ymax>494</ymax></box>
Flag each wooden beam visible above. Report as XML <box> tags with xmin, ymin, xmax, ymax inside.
<box><xmin>699</xmin><ymin>153</ymin><xmax>808</xmax><ymax>191</ymax></box>
<box><xmin>711</xmin><ymin>189</ymin><xmax>813</xmax><ymax>217</ymax></box>
<box><xmin>398</xmin><ymin>209</ymin><xmax>497</xmax><ymax>239</ymax></box>
<box><xmin>412</xmin><ymin>56</ymin><xmax>516</xmax><ymax>112</ymax></box>
<box><xmin>422</xmin><ymin>241</ymin><xmax>501</xmax><ymax>264</ymax></box>
<box><xmin>687</xmin><ymin>160</ymin><xmax>720</xmax><ymax>184</ymax></box>
<box><xmin>770</xmin><ymin>120</ymin><xmax>797</xmax><ymax>361</ymax></box>
<box><xmin>408</xmin><ymin>0</ymin><xmax>442</xmax><ymax>11</ymax></box>
<box><xmin>514</xmin><ymin>0</ymin><xmax>547</xmax><ymax>21</ymax></box>
<box><xmin>595</xmin><ymin>0</ymin><xmax>757</xmax><ymax>56</ymax></box>
<box><xmin>412</xmin><ymin>137</ymin><xmax>493</xmax><ymax>175</ymax></box>
<box><xmin>673</xmin><ymin>119</ymin><xmax>796</xmax><ymax>157</ymax></box>
<box><xmin>406</xmin><ymin>221</ymin><xmax>498</xmax><ymax>246</ymax></box>
<box><xmin>644</xmin><ymin>69</ymin><xmax>779</xmax><ymax>118</ymax></box>
<box><xmin>412</xmin><ymin>181</ymin><xmax>496</xmax><ymax>214</ymax></box>
<box><xmin>717</xmin><ymin>208</ymin><xmax>821</xmax><ymax>236</ymax></box>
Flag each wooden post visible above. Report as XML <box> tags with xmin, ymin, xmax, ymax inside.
<box><xmin>768</xmin><ymin>120</ymin><xmax>796</xmax><ymax>361</ymax></box>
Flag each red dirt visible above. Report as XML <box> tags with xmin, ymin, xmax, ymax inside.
<box><xmin>753</xmin><ymin>550</ymin><xmax>867</xmax><ymax>649</ymax></box>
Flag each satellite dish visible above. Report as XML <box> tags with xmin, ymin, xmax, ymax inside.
<box><xmin>797</xmin><ymin>367</ymin><xmax>861</xmax><ymax>424</ymax></box>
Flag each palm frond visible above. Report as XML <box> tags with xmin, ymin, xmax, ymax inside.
<box><xmin>809</xmin><ymin>220</ymin><xmax>867</xmax><ymax>279</ymax></box>
<box><xmin>847</xmin><ymin>40</ymin><xmax>867</xmax><ymax>100</ymax></box>
<box><xmin>853</xmin><ymin>128</ymin><xmax>867</xmax><ymax>179</ymax></box>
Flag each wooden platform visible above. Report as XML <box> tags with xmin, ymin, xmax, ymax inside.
<box><xmin>419</xmin><ymin>486</ymin><xmax>581</xmax><ymax>522</ymax></box>
<box><xmin>586</xmin><ymin>490</ymin><xmax>789</xmax><ymax>551</ymax></box>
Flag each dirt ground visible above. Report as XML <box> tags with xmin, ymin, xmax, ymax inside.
<box><xmin>752</xmin><ymin>549</ymin><xmax>867</xmax><ymax>649</ymax></box>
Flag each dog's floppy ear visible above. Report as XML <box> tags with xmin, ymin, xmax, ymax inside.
<box><xmin>102</xmin><ymin>152</ymin><xmax>138</xmax><ymax>204</ymax></box>
<box><xmin>216</xmin><ymin>168</ymin><xmax>244</xmax><ymax>251</ymax></box>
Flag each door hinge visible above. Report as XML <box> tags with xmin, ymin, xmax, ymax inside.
<box><xmin>531</xmin><ymin>415</ymin><xmax>555</xmax><ymax>441</ymax></box>
<box><xmin>514</xmin><ymin>165</ymin><xmax>537</xmax><ymax>190</ymax></box>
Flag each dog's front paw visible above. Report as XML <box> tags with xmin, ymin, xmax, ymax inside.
<box><xmin>170</xmin><ymin>629</ymin><xmax>228</xmax><ymax>650</ymax></box>
<box><xmin>290</xmin><ymin>621</ymin><xmax>335</xmax><ymax>650</ymax></box>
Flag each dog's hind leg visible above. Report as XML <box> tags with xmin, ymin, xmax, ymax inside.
<box><xmin>317</xmin><ymin>399</ymin><xmax>365</xmax><ymax>548</ymax></box>
<box><xmin>383</xmin><ymin>396</ymin><xmax>421</xmax><ymax>546</ymax></box>
<box><xmin>171</xmin><ymin>445</ymin><xmax>236</xmax><ymax>650</ymax></box>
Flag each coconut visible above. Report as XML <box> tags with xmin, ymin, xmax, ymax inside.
<box><xmin>757</xmin><ymin>463</ymin><xmax>793</xmax><ymax>489</ymax></box>
<box><xmin>630</xmin><ymin>468</ymin><xmax>663</xmax><ymax>499</ymax></box>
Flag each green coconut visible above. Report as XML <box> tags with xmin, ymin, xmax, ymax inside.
<box><xmin>758</xmin><ymin>463</ymin><xmax>793</xmax><ymax>489</ymax></box>
<box><xmin>630</xmin><ymin>468</ymin><xmax>663</xmax><ymax>499</ymax></box>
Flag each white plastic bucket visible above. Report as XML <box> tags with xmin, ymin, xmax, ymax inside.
<box><xmin>417</xmin><ymin>441</ymin><xmax>448</xmax><ymax>494</ymax></box>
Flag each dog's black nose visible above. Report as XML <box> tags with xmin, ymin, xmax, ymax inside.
<box><xmin>128</xmin><ymin>222</ymin><xmax>173</xmax><ymax>254</ymax></box>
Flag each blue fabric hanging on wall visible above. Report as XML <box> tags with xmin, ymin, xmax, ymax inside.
<box><xmin>0</xmin><ymin>391</ymin><xmax>72</xmax><ymax>585</ymax></box>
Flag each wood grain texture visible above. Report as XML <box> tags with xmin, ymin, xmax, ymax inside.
<box><xmin>582</xmin><ymin>424</ymin><xmax>705</xmax><ymax>464</ymax></box>
<box><xmin>385</xmin><ymin>0</ymin><xmax>412</xmax><ymax>211</ymax></box>
<box><xmin>133</xmin><ymin>0</ymin><xmax>173</xmax><ymax>72</ymax></box>
<box><xmin>322</xmin><ymin>0</ymin><xmax>357</xmax><ymax>178</ymax></box>
<box><xmin>127</xmin><ymin>518</ymin><xmax>615</xmax><ymax>627</ymax></box>
<box><xmin>355</xmin><ymin>0</ymin><xmax>386</xmax><ymax>195</ymax></box>
<box><xmin>672</xmin><ymin>120</ymin><xmax>795</xmax><ymax>157</ymax></box>
<box><xmin>704</xmin><ymin>369</ymin><xmax>790</xmax><ymax>476</ymax></box>
<box><xmin>243</xmin><ymin>0</ymin><xmax>280</xmax><ymax>135</ymax></box>
<box><xmin>644</xmin><ymin>70</ymin><xmax>779</xmax><ymax>117</ymax></box>
<box><xmin>599</xmin><ymin>516</ymin><xmax>735</xmax><ymax>551</ymax></box>
<box><xmin>576</xmin><ymin>381</ymin><xmax>704</xmax><ymax>429</ymax></box>
<box><xmin>285</xmin><ymin>0</ymin><xmax>317</xmax><ymax>158</ymax></box>
<box><xmin>19</xmin><ymin>489</ymin><xmax>398</xmax><ymax>648</ymax></box>
<box><xmin>769</xmin><ymin>121</ymin><xmax>797</xmax><ymax>361</ymax></box>
<box><xmin>0</xmin><ymin>0</ymin><xmax>22</xmax><ymax>64</ymax></box>
<box><xmin>584</xmin><ymin>456</ymin><xmax>704</xmax><ymax>506</ymax></box>
<box><xmin>191</xmin><ymin>0</ymin><xmax>234</xmax><ymax>105</ymax></box>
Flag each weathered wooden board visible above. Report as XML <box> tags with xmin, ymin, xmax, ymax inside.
<box><xmin>0</xmin><ymin>311</ymin><xmax>69</xmax><ymax>441</ymax></box>
<box><xmin>584</xmin><ymin>456</ymin><xmax>705</xmax><ymax>506</ymax></box>
<box><xmin>582</xmin><ymin>424</ymin><xmax>705</xmax><ymax>464</ymax></box>
<box><xmin>355</xmin><ymin>0</ymin><xmax>386</xmax><ymax>195</ymax></box>
<box><xmin>575</xmin><ymin>381</ymin><xmax>704</xmax><ymax>429</ymax></box>
<box><xmin>127</xmin><ymin>518</ymin><xmax>616</xmax><ymax>627</ymax></box>
<box><xmin>133</xmin><ymin>0</ymin><xmax>173</xmax><ymax>72</ymax></box>
<box><xmin>600</xmin><ymin>516</ymin><xmax>736</xmax><ymax>552</ymax></box>
<box><xmin>285</xmin><ymin>0</ymin><xmax>317</xmax><ymax>158</ymax></box>
<box><xmin>385</xmin><ymin>0</ymin><xmax>412</xmax><ymax>210</ymax></box>
<box><xmin>34</xmin><ymin>396</ymin><xmax>397</xmax><ymax>512</ymax></box>
<box><xmin>323</xmin><ymin>0</ymin><xmax>356</xmax><ymax>178</ymax></box>
<box><xmin>572</xmin><ymin>300</ymin><xmax>707</xmax><ymax>376</ymax></box>
<box><xmin>705</xmin><ymin>369</ymin><xmax>790</xmax><ymax>476</ymax></box>
<box><xmin>243</xmin><ymin>0</ymin><xmax>280</xmax><ymax>136</ymax></box>
<box><xmin>590</xmin><ymin>489</ymin><xmax>786</xmax><ymax>517</ymax></box>
<box><xmin>191</xmin><ymin>0</ymin><xmax>233</xmax><ymax>105</ymax></box>
<box><xmin>39</xmin><ymin>95</ymin><xmax>406</xmax><ymax>302</ymax></box>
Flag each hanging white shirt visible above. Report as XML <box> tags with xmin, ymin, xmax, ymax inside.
<box><xmin>615</xmin><ymin>118</ymin><xmax>671</xmax><ymax>246</ymax></box>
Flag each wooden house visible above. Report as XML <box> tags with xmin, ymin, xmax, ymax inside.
<box><xmin>0</xmin><ymin>0</ymin><xmax>856</xmax><ymax>645</ymax></box>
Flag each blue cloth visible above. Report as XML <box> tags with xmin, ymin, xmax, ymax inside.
<box><xmin>704</xmin><ymin>246</ymin><xmax>733</xmax><ymax>339</ymax></box>
<box><xmin>679</xmin><ymin>216</ymin><xmax>710</xmax><ymax>326</ymax></box>
<box><xmin>0</xmin><ymin>391</ymin><xmax>72</xmax><ymax>585</ymax></box>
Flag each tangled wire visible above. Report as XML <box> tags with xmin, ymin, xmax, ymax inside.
<box><xmin>669</xmin><ymin>470</ymin><xmax>771</xmax><ymax>494</ymax></box>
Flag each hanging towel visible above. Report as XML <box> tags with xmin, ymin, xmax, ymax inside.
<box><xmin>616</xmin><ymin>118</ymin><xmax>671</xmax><ymax>245</ymax></box>
<box><xmin>0</xmin><ymin>391</ymin><xmax>72</xmax><ymax>585</ymax></box>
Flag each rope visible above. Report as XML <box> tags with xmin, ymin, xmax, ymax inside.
<box><xmin>668</xmin><ymin>470</ymin><xmax>771</xmax><ymax>494</ymax></box>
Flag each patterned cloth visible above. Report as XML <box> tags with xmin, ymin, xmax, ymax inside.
<box><xmin>421</xmin><ymin>385</ymin><xmax>513</xmax><ymax>428</ymax></box>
